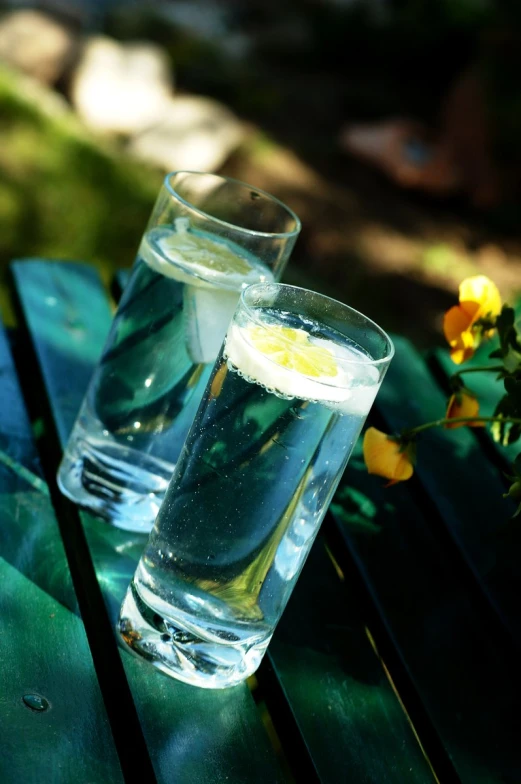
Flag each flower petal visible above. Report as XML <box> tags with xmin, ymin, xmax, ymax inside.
<box><xmin>448</xmin><ymin>330</ymin><xmax>477</xmax><ymax>365</ymax></box>
<box><xmin>363</xmin><ymin>427</ymin><xmax>414</xmax><ymax>483</ymax></box>
<box><xmin>459</xmin><ymin>275</ymin><xmax>501</xmax><ymax>321</ymax></box>
<box><xmin>445</xmin><ymin>391</ymin><xmax>484</xmax><ymax>428</ymax></box>
<box><xmin>443</xmin><ymin>305</ymin><xmax>473</xmax><ymax>345</ymax></box>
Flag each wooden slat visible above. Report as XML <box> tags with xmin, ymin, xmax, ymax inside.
<box><xmin>12</xmin><ymin>259</ymin><xmax>285</xmax><ymax>784</ymax></box>
<box><xmin>13</xmin><ymin>259</ymin><xmax>437</xmax><ymax>784</ymax></box>
<box><xmin>0</xmin><ymin>323</ymin><xmax>124</xmax><ymax>783</ymax></box>
<box><xmin>329</xmin><ymin>432</ymin><xmax>521</xmax><ymax>782</ymax></box>
<box><xmin>265</xmin><ymin>539</ymin><xmax>435</xmax><ymax>783</ymax></box>
<box><xmin>374</xmin><ymin>335</ymin><xmax>519</xmax><ymax>644</ymax></box>
<box><xmin>73</xmin><ymin>513</ymin><xmax>288</xmax><ymax>784</ymax></box>
<box><xmin>0</xmin><ymin>327</ymin><xmax>76</xmax><ymax>612</ymax></box>
<box><xmin>114</xmin><ymin>261</ymin><xmax>433</xmax><ymax>782</ymax></box>
<box><xmin>0</xmin><ymin>559</ymin><xmax>124</xmax><ymax>784</ymax></box>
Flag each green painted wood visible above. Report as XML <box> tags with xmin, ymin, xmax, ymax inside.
<box><xmin>115</xmin><ymin>261</ymin><xmax>433</xmax><ymax>782</ymax></box>
<box><xmin>330</xmin><ymin>440</ymin><xmax>521</xmax><ymax>784</ymax></box>
<box><xmin>12</xmin><ymin>259</ymin><xmax>436</xmax><ymax>784</ymax></box>
<box><xmin>10</xmin><ymin>262</ymin><xmax>113</xmax><ymax>446</ymax></box>
<box><xmin>373</xmin><ymin>335</ymin><xmax>519</xmax><ymax>644</ymax></box>
<box><xmin>266</xmin><ymin>538</ymin><xmax>434</xmax><ymax>783</ymax></box>
<box><xmin>12</xmin><ymin>259</ymin><xmax>285</xmax><ymax>784</ymax></box>
<box><xmin>0</xmin><ymin>321</ymin><xmax>124</xmax><ymax>783</ymax></box>
<box><xmin>0</xmin><ymin>558</ymin><xmax>125</xmax><ymax>784</ymax></box>
<box><xmin>76</xmin><ymin>512</ymin><xmax>287</xmax><ymax>784</ymax></box>
<box><xmin>0</xmin><ymin>325</ymin><xmax>76</xmax><ymax>612</ymax></box>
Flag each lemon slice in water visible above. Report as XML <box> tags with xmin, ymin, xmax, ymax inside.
<box><xmin>140</xmin><ymin>223</ymin><xmax>272</xmax><ymax>364</ymax></box>
<box><xmin>140</xmin><ymin>223</ymin><xmax>265</xmax><ymax>290</ymax></box>
<box><xmin>159</xmin><ymin>231</ymin><xmax>253</xmax><ymax>279</ymax></box>
<box><xmin>226</xmin><ymin>322</ymin><xmax>380</xmax><ymax>413</ymax></box>
<box><xmin>248</xmin><ymin>325</ymin><xmax>338</xmax><ymax>379</ymax></box>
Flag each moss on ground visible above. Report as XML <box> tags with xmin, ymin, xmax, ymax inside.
<box><xmin>0</xmin><ymin>66</ymin><xmax>160</xmax><ymax>324</ymax></box>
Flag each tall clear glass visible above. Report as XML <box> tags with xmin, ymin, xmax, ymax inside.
<box><xmin>118</xmin><ymin>282</ymin><xmax>394</xmax><ymax>688</ymax></box>
<box><xmin>57</xmin><ymin>172</ymin><xmax>300</xmax><ymax>532</ymax></box>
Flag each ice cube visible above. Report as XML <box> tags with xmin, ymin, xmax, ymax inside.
<box><xmin>183</xmin><ymin>285</ymin><xmax>241</xmax><ymax>364</ymax></box>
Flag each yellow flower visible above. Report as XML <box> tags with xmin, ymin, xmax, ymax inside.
<box><xmin>443</xmin><ymin>276</ymin><xmax>501</xmax><ymax>364</ymax></box>
<box><xmin>363</xmin><ymin>427</ymin><xmax>414</xmax><ymax>486</ymax></box>
<box><xmin>445</xmin><ymin>391</ymin><xmax>485</xmax><ymax>429</ymax></box>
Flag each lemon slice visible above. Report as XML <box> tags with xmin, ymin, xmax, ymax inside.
<box><xmin>139</xmin><ymin>225</ymin><xmax>273</xmax><ymax>364</ymax></box>
<box><xmin>140</xmin><ymin>225</ymin><xmax>264</xmax><ymax>290</ymax></box>
<box><xmin>248</xmin><ymin>325</ymin><xmax>338</xmax><ymax>379</ymax></box>
<box><xmin>226</xmin><ymin>322</ymin><xmax>380</xmax><ymax>412</ymax></box>
<box><xmin>160</xmin><ymin>231</ymin><xmax>253</xmax><ymax>278</ymax></box>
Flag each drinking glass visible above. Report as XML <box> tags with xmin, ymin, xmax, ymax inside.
<box><xmin>118</xmin><ymin>282</ymin><xmax>394</xmax><ymax>688</ymax></box>
<box><xmin>57</xmin><ymin>172</ymin><xmax>300</xmax><ymax>531</ymax></box>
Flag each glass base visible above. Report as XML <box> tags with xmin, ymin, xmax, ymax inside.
<box><xmin>57</xmin><ymin>439</ymin><xmax>173</xmax><ymax>533</ymax></box>
<box><xmin>118</xmin><ymin>580</ymin><xmax>270</xmax><ymax>689</ymax></box>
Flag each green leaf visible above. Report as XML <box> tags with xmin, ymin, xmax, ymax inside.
<box><xmin>496</xmin><ymin>305</ymin><xmax>516</xmax><ymax>344</ymax></box>
<box><xmin>504</xmin><ymin>377</ymin><xmax>521</xmax><ymax>414</ymax></box>
<box><xmin>491</xmin><ymin>421</ymin><xmax>503</xmax><ymax>443</ymax></box>
<box><xmin>504</xmin><ymin>457</ymin><xmax>521</xmax><ymax>517</ymax></box>
<box><xmin>494</xmin><ymin>306</ymin><xmax>521</xmax><ymax>374</ymax></box>
<box><xmin>449</xmin><ymin>374</ymin><xmax>465</xmax><ymax>392</ymax></box>
<box><xmin>491</xmin><ymin>378</ymin><xmax>521</xmax><ymax>444</ymax></box>
<box><xmin>503</xmin><ymin>347</ymin><xmax>521</xmax><ymax>374</ymax></box>
<box><xmin>507</xmin><ymin>424</ymin><xmax>521</xmax><ymax>446</ymax></box>
<box><xmin>492</xmin><ymin>395</ymin><xmax>516</xmax><ymax>445</ymax></box>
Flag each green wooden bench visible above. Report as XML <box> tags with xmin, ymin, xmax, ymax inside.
<box><xmin>0</xmin><ymin>258</ymin><xmax>519</xmax><ymax>783</ymax></box>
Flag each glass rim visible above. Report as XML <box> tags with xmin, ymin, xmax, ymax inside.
<box><xmin>164</xmin><ymin>171</ymin><xmax>302</xmax><ymax>239</ymax></box>
<box><xmin>238</xmin><ymin>282</ymin><xmax>395</xmax><ymax>368</ymax></box>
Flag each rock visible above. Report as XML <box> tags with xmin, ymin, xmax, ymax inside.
<box><xmin>0</xmin><ymin>10</ymin><xmax>78</xmax><ymax>84</ymax></box>
<box><xmin>70</xmin><ymin>36</ymin><xmax>173</xmax><ymax>136</ymax></box>
<box><xmin>127</xmin><ymin>95</ymin><xmax>244</xmax><ymax>172</ymax></box>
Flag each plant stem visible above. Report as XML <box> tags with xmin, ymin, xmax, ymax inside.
<box><xmin>452</xmin><ymin>364</ymin><xmax>503</xmax><ymax>376</ymax></box>
<box><xmin>403</xmin><ymin>415</ymin><xmax>521</xmax><ymax>437</ymax></box>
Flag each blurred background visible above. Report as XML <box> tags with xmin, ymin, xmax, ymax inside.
<box><xmin>1</xmin><ymin>0</ymin><xmax>520</xmax><ymax>343</ymax></box>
